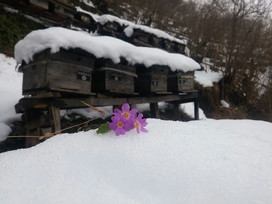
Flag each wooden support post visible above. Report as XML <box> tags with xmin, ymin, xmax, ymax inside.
<box><xmin>173</xmin><ymin>101</ymin><xmax>181</xmax><ymax>121</ymax></box>
<box><xmin>23</xmin><ymin>109</ymin><xmax>43</xmax><ymax>148</ymax></box>
<box><xmin>150</xmin><ymin>103</ymin><xmax>159</xmax><ymax>119</ymax></box>
<box><xmin>194</xmin><ymin>100</ymin><xmax>199</xmax><ymax>120</ymax></box>
<box><xmin>48</xmin><ymin>105</ymin><xmax>61</xmax><ymax>133</ymax></box>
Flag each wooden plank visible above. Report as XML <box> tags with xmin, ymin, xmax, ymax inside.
<box><xmin>173</xmin><ymin>101</ymin><xmax>180</xmax><ymax>121</ymax></box>
<box><xmin>58</xmin><ymin>97</ymin><xmax>128</xmax><ymax>108</ymax></box>
<box><xmin>16</xmin><ymin>92</ymin><xmax>199</xmax><ymax>110</ymax></box>
<box><xmin>23</xmin><ymin>109</ymin><xmax>43</xmax><ymax>147</ymax></box>
<box><xmin>16</xmin><ymin>97</ymin><xmax>66</xmax><ymax>112</ymax></box>
<box><xmin>31</xmin><ymin>91</ymin><xmax>61</xmax><ymax>98</ymax></box>
<box><xmin>194</xmin><ymin>101</ymin><xmax>199</xmax><ymax>120</ymax></box>
<box><xmin>48</xmin><ymin>105</ymin><xmax>61</xmax><ymax>133</ymax></box>
<box><xmin>150</xmin><ymin>103</ymin><xmax>159</xmax><ymax>119</ymax></box>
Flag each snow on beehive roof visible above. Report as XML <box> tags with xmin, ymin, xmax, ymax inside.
<box><xmin>15</xmin><ymin>27</ymin><xmax>200</xmax><ymax>72</ymax></box>
<box><xmin>98</xmin><ymin>14</ymin><xmax>188</xmax><ymax>45</ymax></box>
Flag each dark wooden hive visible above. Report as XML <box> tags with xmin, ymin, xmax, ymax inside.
<box><xmin>97</xmin><ymin>21</ymin><xmax>125</xmax><ymax>39</ymax></box>
<box><xmin>167</xmin><ymin>70</ymin><xmax>195</xmax><ymax>92</ymax></box>
<box><xmin>92</xmin><ymin>58</ymin><xmax>137</xmax><ymax>95</ymax></box>
<box><xmin>129</xmin><ymin>29</ymin><xmax>153</xmax><ymax>47</ymax></box>
<box><xmin>135</xmin><ymin>65</ymin><xmax>170</xmax><ymax>94</ymax></box>
<box><xmin>20</xmin><ymin>48</ymin><xmax>95</xmax><ymax>95</ymax></box>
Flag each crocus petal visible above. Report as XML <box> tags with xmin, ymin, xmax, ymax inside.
<box><xmin>115</xmin><ymin>128</ymin><xmax>126</xmax><ymax>136</ymax></box>
<box><xmin>122</xmin><ymin>103</ymin><xmax>130</xmax><ymax>112</ymax></box>
<box><xmin>130</xmin><ymin>108</ymin><xmax>138</xmax><ymax>116</ymax></box>
<box><xmin>124</xmin><ymin>120</ymin><xmax>134</xmax><ymax>131</ymax></box>
<box><xmin>111</xmin><ymin>116</ymin><xmax>120</xmax><ymax>123</ymax></box>
<box><xmin>140</xmin><ymin>127</ymin><xmax>148</xmax><ymax>132</ymax></box>
<box><xmin>113</xmin><ymin>109</ymin><xmax>122</xmax><ymax>115</ymax></box>
<box><xmin>137</xmin><ymin>113</ymin><xmax>143</xmax><ymax>119</ymax></box>
<box><xmin>109</xmin><ymin>122</ymin><xmax>117</xmax><ymax>130</ymax></box>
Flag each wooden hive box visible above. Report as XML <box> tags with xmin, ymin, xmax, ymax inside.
<box><xmin>48</xmin><ymin>0</ymin><xmax>75</xmax><ymax>18</ymax></box>
<box><xmin>97</xmin><ymin>21</ymin><xmax>125</xmax><ymax>39</ymax></box>
<box><xmin>20</xmin><ymin>48</ymin><xmax>95</xmax><ymax>95</ymax></box>
<box><xmin>163</xmin><ymin>39</ymin><xmax>177</xmax><ymax>53</ymax></box>
<box><xmin>74</xmin><ymin>11</ymin><xmax>97</xmax><ymax>33</ymax></box>
<box><xmin>29</xmin><ymin>0</ymin><xmax>48</xmax><ymax>9</ymax></box>
<box><xmin>176</xmin><ymin>43</ymin><xmax>186</xmax><ymax>55</ymax></box>
<box><xmin>92</xmin><ymin>58</ymin><xmax>137</xmax><ymax>95</ymax></box>
<box><xmin>130</xmin><ymin>29</ymin><xmax>153</xmax><ymax>47</ymax></box>
<box><xmin>135</xmin><ymin>65</ymin><xmax>170</xmax><ymax>94</ymax></box>
<box><xmin>167</xmin><ymin>71</ymin><xmax>195</xmax><ymax>92</ymax></box>
<box><xmin>151</xmin><ymin>35</ymin><xmax>164</xmax><ymax>49</ymax></box>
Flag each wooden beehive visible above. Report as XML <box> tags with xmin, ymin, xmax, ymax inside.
<box><xmin>135</xmin><ymin>65</ymin><xmax>170</xmax><ymax>94</ymax></box>
<box><xmin>20</xmin><ymin>48</ymin><xmax>95</xmax><ymax>95</ymax></box>
<box><xmin>151</xmin><ymin>35</ymin><xmax>164</xmax><ymax>49</ymax></box>
<box><xmin>167</xmin><ymin>71</ymin><xmax>195</xmax><ymax>92</ymax></box>
<box><xmin>163</xmin><ymin>39</ymin><xmax>177</xmax><ymax>53</ymax></box>
<box><xmin>92</xmin><ymin>58</ymin><xmax>137</xmax><ymax>95</ymax></box>
<box><xmin>176</xmin><ymin>43</ymin><xmax>186</xmax><ymax>55</ymax></box>
<box><xmin>97</xmin><ymin>21</ymin><xmax>125</xmax><ymax>39</ymax></box>
<box><xmin>74</xmin><ymin>11</ymin><xmax>97</xmax><ymax>33</ymax></box>
<box><xmin>130</xmin><ymin>29</ymin><xmax>153</xmax><ymax>47</ymax></box>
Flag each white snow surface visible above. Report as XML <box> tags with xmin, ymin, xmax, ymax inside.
<box><xmin>0</xmin><ymin>123</ymin><xmax>11</xmax><ymax>142</ymax></box>
<box><xmin>195</xmin><ymin>69</ymin><xmax>223</xmax><ymax>87</ymax></box>
<box><xmin>98</xmin><ymin>14</ymin><xmax>188</xmax><ymax>45</ymax></box>
<box><xmin>14</xmin><ymin>27</ymin><xmax>200</xmax><ymax>72</ymax></box>
<box><xmin>0</xmin><ymin>54</ymin><xmax>23</xmax><ymax>124</ymax></box>
<box><xmin>221</xmin><ymin>100</ymin><xmax>230</xmax><ymax>108</ymax></box>
<box><xmin>1</xmin><ymin>53</ymin><xmax>272</xmax><ymax>203</ymax></box>
<box><xmin>196</xmin><ymin>57</ymin><xmax>223</xmax><ymax>87</ymax></box>
<box><xmin>81</xmin><ymin>0</ymin><xmax>95</xmax><ymax>8</ymax></box>
<box><xmin>75</xmin><ymin>6</ymin><xmax>100</xmax><ymax>22</ymax></box>
<box><xmin>1</xmin><ymin>119</ymin><xmax>272</xmax><ymax>204</ymax></box>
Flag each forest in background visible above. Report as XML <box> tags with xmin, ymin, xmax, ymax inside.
<box><xmin>1</xmin><ymin>0</ymin><xmax>272</xmax><ymax>122</ymax></box>
<box><xmin>97</xmin><ymin>0</ymin><xmax>272</xmax><ymax>121</ymax></box>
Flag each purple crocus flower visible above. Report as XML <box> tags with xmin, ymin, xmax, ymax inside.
<box><xmin>109</xmin><ymin>113</ymin><xmax>132</xmax><ymax>136</ymax></box>
<box><xmin>114</xmin><ymin>103</ymin><xmax>138</xmax><ymax>121</ymax></box>
<box><xmin>133</xmin><ymin>113</ymin><xmax>148</xmax><ymax>133</ymax></box>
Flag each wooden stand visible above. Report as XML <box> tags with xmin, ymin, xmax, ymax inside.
<box><xmin>16</xmin><ymin>91</ymin><xmax>199</xmax><ymax>146</ymax></box>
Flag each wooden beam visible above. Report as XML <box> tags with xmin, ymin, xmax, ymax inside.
<box><xmin>48</xmin><ymin>105</ymin><xmax>61</xmax><ymax>133</ymax></box>
<box><xmin>194</xmin><ymin>101</ymin><xmax>199</xmax><ymax>120</ymax></box>
<box><xmin>150</xmin><ymin>103</ymin><xmax>159</xmax><ymax>119</ymax></box>
<box><xmin>173</xmin><ymin>101</ymin><xmax>180</xmax><ymax>121</ymax></box>
<box><xmin>15</xmin><ymin>92</ymin><xmax>199</xmax><ymax>111</ymax></box>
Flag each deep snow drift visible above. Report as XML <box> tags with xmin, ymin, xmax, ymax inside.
<box><xmin>0</xmin><ymin>118</ymin><xmax>272</xmax><ymax>204</ymax></box>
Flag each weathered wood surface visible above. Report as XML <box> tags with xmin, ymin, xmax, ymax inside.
<box><xmin>22</xmin><ymin>61</ymin><xmax>93</xmax><ymax>95</ymax></box>
<box><xmin>48</xmin><ymin>105</ymin><xmax>61</xmax><ymax>133</ymax></box>
<box><xmin>150</xmin><ymin>103</ymin><xmax>160</xmax><ymax>118</ymax></box>
<box><xmin>29</xmin><ymin>48</ymin><xmax>95</xmax><ymax>68</ymax></box>
<box><xmin>16</xmin><ymin>92</ymin><xmax>199</xmax><ymax>111</ymax></box>
<box><xmin>168</xmin><ymin>71</ymin><xmax>195</xmax><ymax>92</ymax></box>
<box><xmin>21</xmin><ymin>48</ymin><xmax>95</xmax><ymax>95</ymax></box>
<box><xmin>97</xmin><ymin>22</ymin><xmax>125</xmax><ymax>39</ymax></box>
<box><xmin>16</xmin><ymin>92</ymin><xmax>199</xmax><ymax>140</ymax></box>
<box><xmin>92</xmin><ymin>60</ymin><xmax>137</xmax><ymax>94</ymax></box>
<box><xmin>135</xmin><ymin>65</ymin><xmax>169</xmax><ymax>93</ymax></box>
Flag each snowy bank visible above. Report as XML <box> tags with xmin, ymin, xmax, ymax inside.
<box><xmin>0</xmin><ymin>119</ymin><xmax>272</xmax><ymax>203</ymax></box>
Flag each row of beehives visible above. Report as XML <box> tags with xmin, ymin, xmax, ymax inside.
<box><xmin>9</xmin><ymin>0</ymin><xmax>188</xmax><ymax>56</ymax></box>
<box><xmin>96</xmin><ymin>22</ymin><xmax>187</xmax><ymax>55</ymax></box>
<box><xmin>19</xmin><ymin>48</ymin><xmax>194</xmax><ymax>96</ymax></box>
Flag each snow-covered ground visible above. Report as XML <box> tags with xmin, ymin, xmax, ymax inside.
<box><xmin>0</xmin><ymin>27</ymin><xmax>272</xmax><ymax>203</ymax></box>
<box><xmin>0</xmin><ymin>117</ymin><xmax>272</xmax><ymax>204</ymax></box>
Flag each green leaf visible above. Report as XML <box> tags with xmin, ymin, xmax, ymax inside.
<box><xmin>96</xmin><ymin>122</ymin><xmax>111</xmax><ymax>134</ymax></box>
